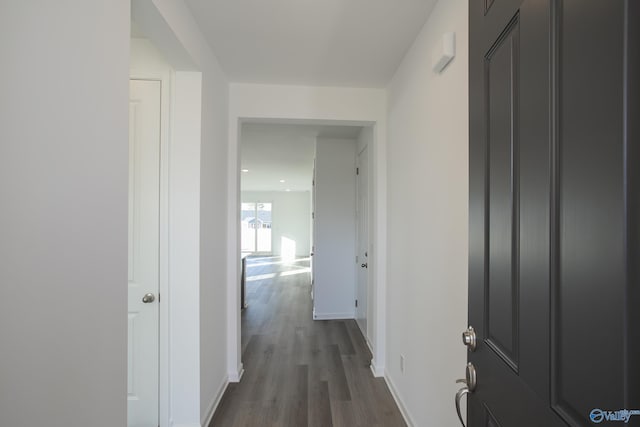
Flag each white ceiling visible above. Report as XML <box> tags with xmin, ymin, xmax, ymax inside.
<box><xmin>241</xmin><ymin>122</ymin><xmax>363</xmax><ymax>192</ymax></box>
<box><xmin>184</xmin><ymin>0</ymin><xmax>438</xmax><ymax>87</ymax></box>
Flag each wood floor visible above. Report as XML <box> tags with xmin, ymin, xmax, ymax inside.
<box><xmin>210</xmin><ymin>256</ymin><xmax>406</xmax><ymax>427</ymax></box>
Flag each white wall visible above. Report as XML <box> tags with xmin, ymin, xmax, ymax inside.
<box><xmin>385</xmin><ymin>0</ymin><xmax>469</xmax><ymax>426</ymax></box>
<box><xmin>131</xmin><ymin>37</ymin><xmax>171</xmax><ymax>71</ymax></box>
<box><xmin>138</xmin><ymin>1</ymin><xmax>230</xmax><ymax>425</ymax></box>
<box><xmin>228</xmin><ymin>84</ymin><xmax>388</xmax><ymax>379</ymax></box>
<box><xmin>0</xmin><ymin>2</ymin><xmax>129</xmax><ymax>426</ymax></box>
<box><xmin>168</xmin><ymin>72</ymin><xmax>204</xmax><ymax>427</ymax></box>
<box><xmin>197</xmin><ymin>70</ymin><xmax>230</xmax><ymax>427</ymax></box>
<box><xmin>313</xmin><ymin>138</ymin><xmax>357</xmax><ymax>319</ymax></box>
<box><xmin>242</xmin><ymin>191</ymin><xmax>311</xmax><ymax>257</ymax></box>
<box><xmin>192</xmin><ymin>27</ymin><xmax>229</xmax><ymax>427</ymax></box>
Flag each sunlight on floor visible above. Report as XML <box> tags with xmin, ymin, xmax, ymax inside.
<box><xmin>245</xmin><ymin>255</ymin><xmax>311</xmax><ymax>281</ymax></box>
<box><xmin>245</xmin><ymin>273</ymin><xmax>277</xmax><ymax>282</ymax></box>
<box><xmin>279</xmin><ymin>268</ymin><xmax>311</xmax><ymax>277</ymax></box>
<box><xmin>245</xmin><ymin>257</ymin><xmax>310</xmax><ymax>268</ymax></box>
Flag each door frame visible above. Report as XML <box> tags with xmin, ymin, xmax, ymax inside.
<box><xmin>227</xmin><ymin>106</ymin><xmax>388</xmax><ymax>380</ymax></box>
<box><xmin>130</xmin><ymin>65</ymin><xmax>205</xmax><ymax>427</ymax></box>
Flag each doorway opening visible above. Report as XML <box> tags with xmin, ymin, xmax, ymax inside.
<box><xmin>237</xmin><ymin>120</ymin><xmax>373</xmax><ymax>366</ymax></box>
<box><xmin>212</xmin><ymin>119</ymin><xmax>401</xmax><ymax>424</ymax></box>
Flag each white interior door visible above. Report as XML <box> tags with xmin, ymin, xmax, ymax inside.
<box><xmin>311</xmin><ymin>160</ymin><xmax>316</xmax><ymax>300</ymax></box>
<box><xmin>128</xmin><ymin>79</ymin><xmax>161</xmax><ymax>427</ymax></box>
<box><xmin>356</xmin><ymin>146</ymin><xmax>369</xmax><ymax>335</ymax></box>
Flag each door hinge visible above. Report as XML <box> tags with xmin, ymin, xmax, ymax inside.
<box><xmin>356</xmin><ymin>167</ymin><xmax>359</xmax><ymax>175</ymax></box>
<box><xmin>356</xmin><ymin>255</ymin><xmax>358</xmax><ymax>263</ymax></box>
<box><xmin>355</xmin><ymin>299</ymin><xmax>358</xmax><ymax>308</ymax></box>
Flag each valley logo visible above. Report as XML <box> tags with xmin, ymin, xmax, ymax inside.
<box><xmin>590</xmin><ymin>409</ymin><xmax>640</xmax><ymax>424</ymax></box>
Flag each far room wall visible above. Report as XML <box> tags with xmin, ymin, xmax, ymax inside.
<box><xmin>242</xmin><ymin>191</ymin><xmax>311</xmax><ymax>258</ymax></box>
<box><xmin>312</xmin><ymin>138</ymin><xmax>357</xmax><ymax>320</ymax></box>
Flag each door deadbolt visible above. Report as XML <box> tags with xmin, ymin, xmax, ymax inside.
<box><xmin>462</xmin><ymin>326</ymin><xmax>477</xmax><ymax>351</ymax></box>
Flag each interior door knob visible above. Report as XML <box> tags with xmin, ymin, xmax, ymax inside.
<box><xmin>361</xmin><ymin>263</ymin><xmax>368</xmax><ymax>268</ymax></box>
<box><xmin>142</xmin><ymin>293</ymin><xmax>155</xmax><ymax>303</ymax></box>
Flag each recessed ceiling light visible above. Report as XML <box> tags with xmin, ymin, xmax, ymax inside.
<box><xmin>285</xmin><ymin>189</ymin><xmax>291</xmax><ymax>192</ymax></box>
<box><xmin>279</xmin><ymin>179</ymin><xmax>286</xmax><ymax>183</ymax></box>
<box><xmin>241</xmin><ymin>169</ymin><xmax>249</xmax><ymax>173</ymax></box>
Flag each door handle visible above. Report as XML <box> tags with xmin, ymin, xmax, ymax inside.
<box><xmin>142</xmin><ymin>293</ymin><xmax>155</xmax><ymax>303</ymax></box>
<box><xmin>361</xmin><ymin>263</ymin><xmax>368</xmax><ymax>268</ymax></box>
<box><xmin>455</xmin><ymin>363</ymin><xmax>477</xmax><ymax>427</ymax></box>
<box><xmin>455</xmin><ymin>386</ymin><xmax>470</xmax><ymax>427</ymax></box>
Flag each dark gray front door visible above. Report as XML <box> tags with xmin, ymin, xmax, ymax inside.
<box><xmin>467</xmin><ymin>1</ymin><xmax>639</xmax><ymax>426</ymax></box>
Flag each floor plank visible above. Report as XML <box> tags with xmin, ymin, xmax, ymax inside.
<box><xmin>210</xmin><ymin>256</ymin><xmax>406</xmax><ymax>427</ymax></box>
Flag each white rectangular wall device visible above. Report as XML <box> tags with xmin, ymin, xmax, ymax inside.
<box><xmin>432</xmin><ymin>32</ymin><xmax>456</xmax><ymax>73</ymax></box>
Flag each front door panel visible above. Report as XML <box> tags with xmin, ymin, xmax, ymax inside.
<box><xmin>485</xmin><ymin>15</ymin><xmax>519</xmax><ymax>371</ymax></box>
<box><xmin>468</xmin><ymin>1</ymin><xmax>639</xmax><ymax>426</ymax></box>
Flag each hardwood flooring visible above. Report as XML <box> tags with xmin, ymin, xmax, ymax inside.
<box><xmin>210</xmin><ymin>256</ymin><xmax>406</xmax><ymax>427</ymax></box>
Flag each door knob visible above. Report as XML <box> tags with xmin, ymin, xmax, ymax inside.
<box><xmin>455</xmin><ymin>363</ymin><xmax>477</xmax><ymax>427</ymax></box>
<box><xmin>462</xmin><ymin>326</ymin><xmax>477</xmax><ymax>351</ymax></box>
<box><xmin>142</xmin><ymin>293</ymin><xmax>155</xmax><ymax>303</ymax></box>
<box><xmin>361</xmin><ymin>263</ymin><xmax>368</xmax><ymax>268</ymax></box>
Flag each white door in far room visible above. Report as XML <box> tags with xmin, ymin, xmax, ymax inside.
<box><xmin>310</xmin><ymin>161</ymin><xmax>316</xmax><ymax>300</ymax></box>
<box><xmin>128</xmin><ymin>79</ymin><xmax>161</xmax><ymax>427</ymax></box>
<box><xmin>356</xmin><ymin>145</ymin><xmax>369</xmax><ymax>336</ymax></box>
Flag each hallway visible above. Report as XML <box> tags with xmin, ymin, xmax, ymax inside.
<box><xmin>210</xmin><ymin>257</ymin><xmax>406</xmax><ymax>426</ymax></box>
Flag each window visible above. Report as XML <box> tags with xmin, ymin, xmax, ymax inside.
<box><xmin>241</xmin><ymin>202</ymin><xmax>272</xmax><ymax>254</ymax></box>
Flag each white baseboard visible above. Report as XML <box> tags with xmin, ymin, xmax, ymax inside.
<box><xmin>353</xmin><ymin>320</ymin><xmax>373</xmax><ymax>355</ymax></box>
<box><xmin>365</xmin><ymin>337</ymin><xmax>373</xmax><ymax>354</ymax></box>
<box><xmin>369</xmin><ymin>358</ymin><xmax>384</xmax><ymax>377</ymax></box>
<box><xmin>200</xmin><ymin>377</ymin><xmax>229</xmax><ymax>427</ymax></box>
<box><xmin>228</xmin><ymin>364</ymin><xmax>244</xmax><ymax>383</ymax></box>
<box><xmin>312</xmin><ymin>311</ymin><xmax>355</xmax><ymax>320</ymax></box>
<box><xmin>384</xmin><ymin>373</ymin><xmax>416</xmax><ymax>427</ymax></box>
